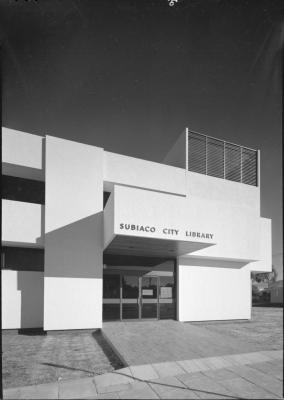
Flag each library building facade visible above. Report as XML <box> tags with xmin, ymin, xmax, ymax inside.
<box><xmin>2</xmin><ymin>127</ymin><xmax>271</xmax><ymax>331</ymax></box>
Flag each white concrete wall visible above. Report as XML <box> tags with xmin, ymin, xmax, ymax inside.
<box><xmin>2</xmin><ymin>200</ymin><xmax>44</xmax><ymax>247</ymax></box>
<box><xmin>185</xmin><ymin>196</ymin><xmax>261</xmax><ymax>261</ymax></box>
<box><xmin>186</xmin><ymin>171</ymin><xmax>260</xmax><ymax>215</ymax></box>
<box><xmin>104</xmin><ymin>151</ymin><xmax>186</xmax><ymax>196</ymax></box>
<box><xmin>178</xmin><ymin>258</ymin><xmax>251</xmax><ymax>321</ymax></box>
<box><xmin>106</xmin><ymin>185</ymin><xmax>264</xmax><ymax>262</ymax></box>
<box><xmin>110</xmin><ymin>185</ymin><xmax>213</xmax><ymax>244</ymax></box>
<box><xmin>2</xmin><ymin>127</ymin><xmax>44</xmax><ymax>181</ymax></box>
<box><xmin>44</xmin><ymin>136</ymin><xmax>104</xmax><ymax>330</ymax></box>
<box><xmin>2</xmin><ymin>270</ymin><xmax>44</xmax><ymax>329</ymax></box>
<box><xmin>249</xmin><ymin>218</ymin><xmax>272</xmax><ymax>273</ymax></box>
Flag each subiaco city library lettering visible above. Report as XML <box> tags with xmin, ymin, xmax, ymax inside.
<box><xmin>119</xmin><ymin>223</ymin><xmax>214</xmax><ymax>240</ymax></box>
<box><xmin>2</xmin><ymin>127</ymin><xmax>271</xmax><ymax>331</ymax></box>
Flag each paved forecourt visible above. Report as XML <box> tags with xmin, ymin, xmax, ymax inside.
<box><xmin>101</xmin><ymin>319</ymin><xmax>270</xmax><ymax>366</ymax></box>
<box><xmin>4</xmin><ymin>349</ymin><xmax>283</xmax><ymax>399</ymax></box>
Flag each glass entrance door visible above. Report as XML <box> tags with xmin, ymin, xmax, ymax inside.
<box><xmin>141</xmin><ymin>276</ymin><xmax>158</xmax><ymax>319</ymax></box>
<box><xmin>122</xmin><ymin>275</ymin><xmax>139</xmax><ymax>319</ymax></box>
<box><xmin>103</xmin><ymin>260</ymin><xmax>176</xmax><ymax>322</ymax></box>
<box><xmin>121</xmin><ymin>275</ymin><xmax>158</xmax><ymax>320</ymax></box>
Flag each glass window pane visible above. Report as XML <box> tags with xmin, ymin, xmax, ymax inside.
<box><xmin>159</xmin><ymin>276</ymin><xmax>175</xmax><ymax>299</ymax></box>
<box><xmin>122</xmin><ymin>304</ymin><xmax>139</xmax><ymax>319</ymax></box>
<box><xmin>2</xmin><ymin>247</ymin><xmax>44</xmax><ymax>271</ymax></box>
<box><xmin>103</xmin><ymin>304</ymin><xmax>120</xmax><ymax>321</ymax></box>
<box><xmin>122</xmin><ymin>276</ymin><xmax>139</xmax><ymax>298</ymax></box>
<box><xmin>2</xmin><ymin>175</ymin><xmax>45</xmax><ymax>204</ymax></box>
<box><xmin>159</xmin><ymin>303</ymin><xmax>175</xmax><ymax>319</ymax></box>
<box><xmin>142</xmin><ymin>277</ymin><xmax>157</xmax><ymax>298</ymax></box>
<box><xmin>142</xmin><ymin>304</ymin><xmax>157</xmax><ymax>318</ymax></box>
<box><xmin>103</xmin><ymin>274</ymin><xmax>120</xmax><ymax>298</ymax></box>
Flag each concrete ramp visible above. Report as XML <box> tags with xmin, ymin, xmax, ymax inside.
<box><xmin>102</xmin><ymin>320</ymin><xmax>260</xmax><ymax>367</ymax></box>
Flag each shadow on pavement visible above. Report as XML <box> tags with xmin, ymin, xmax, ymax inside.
<box><xmin>41</xmin><ymin>362</ymin><xmax>94</xmax><ymax>375</ymax></box>
<box><xmin>92</xmin><ymin>330</ymin><xmax>124</xmax><ymax>370</ymax></box>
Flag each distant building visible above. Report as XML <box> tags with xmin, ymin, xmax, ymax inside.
<box><xmin>2</xmin><ymin>127</ymin><xmax>272</xmax><ymax>331</ymax></box>
<box><xmin>270</xmin><ymin>280</ymin><xmax>283</xmax><ymax>304</ymax></box>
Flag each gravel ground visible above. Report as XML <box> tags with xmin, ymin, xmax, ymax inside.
<box><xmin>2</xmin><ymin>330</ymin><xmax>124</xmax><ymax>389</ymax></box>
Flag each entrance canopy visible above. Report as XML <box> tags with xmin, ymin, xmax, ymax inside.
<box><xmin>104</xmin><ymin>185</ymin><xmax>216</xmax><ymax>258</ymax></box>
<box><xmin>104</xmin><ymin>235</ymin><xmax>213</xmax><ymax>257</ymax></box>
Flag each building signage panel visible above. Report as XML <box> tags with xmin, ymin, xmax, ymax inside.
<box><xmin>119</xmin><ymin>223</ymin><xmax>214</xmax><ymax>240</ymax></box>
<box><xmin>160</xmin><ymin>287</ymin><xmax>172</xmax><ymax>298</ymax></box>
<box><xmin>142</xmin><ymin>289</ymin><xmax>153</xmax><ymax>296</ymax></box>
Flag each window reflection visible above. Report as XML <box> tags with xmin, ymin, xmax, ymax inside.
<box><xmin>103</xmin><ymin>275</ymin><xmax>120</xmax><ymax>298</ymax></box>
<box><xmin>122</xmin><ymin>276</ymin><xmax>139</xmax><ymax>298</ymax></box>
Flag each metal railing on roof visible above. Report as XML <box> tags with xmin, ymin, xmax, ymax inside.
<box><xmin>187</xmin><ymin>129</ymin><xmax>258</xmax><ymax>186</ymax></box>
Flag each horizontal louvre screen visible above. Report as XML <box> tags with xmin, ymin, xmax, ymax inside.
<box><xmin>187</xmin><ymin>130</ymin><xmax>258</xmax><ymax>186</ymax></box>
<box><xmin>188</xmin><ymin>132</ymin><xmax>206</xmax><ymax>174</ymax></box>
<box><xmin>242</xmin><ymin>148</ymin><xmax>257</xmax><ymax>186</ymax></box>
<box><xmin>225</xmin><ymin>143</ymin><xmax>241</xmax><ymax>182</ymax></box>
<box><xmin>207</xmin><ymin>138</ymin><xmax>224</xmax><ymax>178</ymax></box>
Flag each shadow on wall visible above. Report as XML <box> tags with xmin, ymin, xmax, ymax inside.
<box><xmin>179</xmin><ymin>257</ymin><xmax>249</xmax><ymax>269</ymax></box>
<box><xmin>8</xmin><ymin>212</ymin><xmax>102</xmax><ymax>330</ymax></box>
<box><xmin>43</xmin><ymin>212</ymin><xmax>103</xmax><ymax>279</ymax></box>
<box><xmin>17</xmin><ymin>271</ymin><xmax>44</xmax><ymax>328</ymax></box>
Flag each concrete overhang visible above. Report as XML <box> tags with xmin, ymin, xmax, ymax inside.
<box><xmin>104</xmin><ymin>185</ymin><xmax>216</xmax><ymax>258</ymax></box>
<box><xmin>104</xmin><ymin>235</ymin><xmax>215</xmax><ymax>258</ymax></box>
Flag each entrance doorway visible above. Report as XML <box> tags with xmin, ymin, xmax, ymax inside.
<box><xmin>103</xmin><ymin>258</ymin><xmax>176</xmax><ymax>321</ymax></box>
<box><xmin>122</xmin><ymin>275</ymin><xmax>158</xmax><ymax>319</ymax></box>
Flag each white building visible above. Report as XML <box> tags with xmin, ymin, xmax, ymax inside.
<box><xmin>1</xmin><ymin>127</ymin><xmax>272</xmax><ymax>331</ymax></box>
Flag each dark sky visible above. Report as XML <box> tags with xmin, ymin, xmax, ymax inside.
<box><xmin>0</xmin><ymin>0</ymin><xmax>282</xmax><ymax>276</ymax></box>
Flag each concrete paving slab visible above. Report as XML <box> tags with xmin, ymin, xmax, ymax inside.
<box><xmin>222</xmin><ymin>352</ymin><xmax>252</xmax><ymax>365</ymax></box>
<box><xmin>7</xmin><ymin>382</ymin><xmax>59</xmax><ymax>399</ymax></box>
<box><xmin>251</xmin><ymin>360</ymin><xmax>283</xmax><ymax>380</ymax></box>
<box><xmin>204</xmin><ymin>356</ymin><xmax>232</xmax><ymax>369</ymax></box>
<box><xmin>130</xmin><ymin>364</ymin><xmax>159</xmax><ymax>381</ymax></box>
<box><xmin>201</xmin><ymin>368</ymin><xmax>238</xmax><ymax>382</ymax></box>
<box><xmin>261</xmin><ymin>350</ymin><xmax>283</xmax><ymax>360</ymax></box>
<box><xmin>114</xmin><ymin>367</ymin><xmax>133</xmax><ymax>378</ymax></box>
<box><xmin>220</xmin><ymin>377</ymin><xmax>280</xmax><ymax>399</ymax></box>
<box><xmin>3</xmin><ymin>388</ymin><xmax>21</xmax><ymax>399</ymax></box>
<box><xmin>31</xmin><ymin>382</ymin><xmax>59</xmax><ymax>399</ymax></box>
<box><xmin>177</xmin><ymin>359</ymin><xmax>207</xmax><ymax>373</ymax></box>
<box><xmin>244</xmin><ymin>351</ymin><xmax>274</xmax><ymax>363</ymax></box>
<box><xmin>152</xmin><ymin>361</ymin><xmax>187</xmax><ymax>378</ymax></box>
<box><xmin>91</xmin><ymin>392</ymin><xmax>120</xmax><ymax>399</ymax></box>
<box><xmin>149</xmin><ymin>376</ymin><xmax>199</xmax><ymax>399</ymax></box>
<box><xmin>59</xmin><ymin>377</ymin><xmax>96</xmax><ymax>399</ymax></box>
<box><xmin>226</xmin><ymin>364</ymin><xmax>284</xmax><ymax>398</ymax></box>
<box><xmin>191</xmin><ymin>357</ymin><xmax>213</xmax><ymax>371</ymax></box>
<box><xmin>199</xmin><ymin>357</ymin><xmax>224</xmax><ymax>370</ymax></box>
<box><xmin>94</xmin><ymin>369</ymin><xmax>134</xmax><ymax>389</ymax></box>
<box><xmin>97</xmin><ymin>382</ymin><xmax>133</xmax><ymax>394</ymax></box>
<box><xmin>176</xmin><ymin>372</ymin><xmax>237</xmax><ymax>399</ymax></box>
<box><xmin>117</xmin><ymin>381</ymin><xmax>159</xmax><ymax>399</ymax></box>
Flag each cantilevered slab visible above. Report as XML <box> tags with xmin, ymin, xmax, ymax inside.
<box><xmin>104</xmin><ymin>235</ymin><xmax>214</xmax><ymax>258</ymax></box>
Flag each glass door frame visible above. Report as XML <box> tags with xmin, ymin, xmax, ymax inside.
<box><xmin>121</xmin><ymin>274</ymin><xmax>159</xmax><ymax>321</ymax></box>
<box><xmin>103</xmin><ymin>259</ymin><xmax>177</xmax><ymax>322</ymax></box>
<box><xmin>140</xmin><ymin>276</ymin><xmax>159</xmax><ymax>320</ymax></box>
